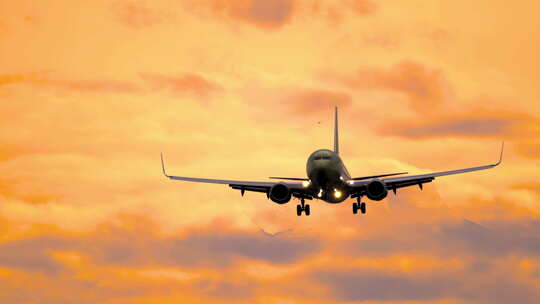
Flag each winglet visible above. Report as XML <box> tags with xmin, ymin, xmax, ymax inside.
<box><xmin>495</xmin><ymin>142</ymin><xmax>504</xmax><ymax>166</ymax></box>
<box><xmin>160</xmin><ymin>153</ymin><xmax>170</xmax><ymax>178</ymax></box>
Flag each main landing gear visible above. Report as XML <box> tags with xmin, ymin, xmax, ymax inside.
<box><xmin>352</xmin><ymin>197</ymin><xmax>366</xmax><ymax>215</ymax></box>
<box><xmin>297</xmin><ymin>198</ymin><xmax>311</xmax><ymax>216</ymax></box>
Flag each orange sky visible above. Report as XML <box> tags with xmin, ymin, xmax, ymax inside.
<box><xmin>1</xmin><ymin>0</ymin><xmax>540</xmax><ymax>303</ymax></box>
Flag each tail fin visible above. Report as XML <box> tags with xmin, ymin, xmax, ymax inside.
<box><xmin>334</xmin><ymin>106</ymin><xmax>339</xmax><ymax>154</ymax></box>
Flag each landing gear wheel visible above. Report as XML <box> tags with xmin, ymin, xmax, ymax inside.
<box><xmin>304</xmin><ymin>204</ymin><xmax>311</xmax><ymax>216</ymax></box>
<box><xmin>360</xmin><ymin>202</ymin><xmax>366</xmax><ymax>214</ymax></box>
<box><xmin>296</xmin><ymin>204</ymin><xmax>302</xmax><ymax>216</ymax></box>
<box><xmin>352</xmin><ymin>202</ymin><xmax>359</xmax><ymax>214</ymax></box>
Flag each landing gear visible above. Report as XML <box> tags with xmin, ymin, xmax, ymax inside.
<box><xmin>297</xmin><ymin>198</ymin><xmax>311</xmax><ymax>216</ymax></box>
<box><xmin>352</xmin><ymin>197</ymin><xmax>366</xmax><ymax>215</ymax></box>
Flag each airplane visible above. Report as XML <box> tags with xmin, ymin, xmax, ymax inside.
<box><xmin>161</xmin><ymin>107</ymin><xmax>503</xmax><ymax>216</ymax></box>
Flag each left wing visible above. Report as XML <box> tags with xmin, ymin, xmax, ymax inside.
<box><xmin>161</xmin><ymin>154</ymin><xmax>308</xmax><ymax>197</ymax></box>
<box><xmin>350</xmin><ymin>142</ymin><xmax>504</xmax><ymax>195</ymax></box>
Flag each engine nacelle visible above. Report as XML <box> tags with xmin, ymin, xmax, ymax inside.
<box><xmin>366</xmin><ymin>179</ymin><xmax>388</xmax><ymax>201</ymax></box>
<box><xmin>269</xmin><ymin>183</ymin><xmax>292</xmax><ymax>204</ymax></box>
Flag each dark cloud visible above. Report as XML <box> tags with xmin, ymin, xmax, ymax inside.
<box><xmin>194</xmin><ymin>280</ymin><xmax>254</xmax><ymax>300</ymax></box>
<box><xmin>314</xmin><ymin>270</ymin><xmax>456</xmax><ymax>302</ymax></box>
<box><xmin>346</xmin><ymin>218</ymin><xmax>540</xmax><ymax>258</ymax></box>
<box><xmin>243</xmin><ymin>0</ymin><xmax>293</xmax><ymax>26</ymax></box>
<box><xmin>313</xmin><ymin>266</ymin><xmax>539</xmax><ymax>303</ymax></box>
<box><xmin>208</xmin><ymin>0</ymin><xmax>294</xmax><ymax>28</ymax></box>
<box><xmin>92</xmin><ymin>229</ymin><xmax>319</xmax><ymax>267</ymax></box>
<box><xmin>0</xmin><ymin>237</ymin><xmax>69</xmax><ymax>274</ymax></box>
<box><xmin>187</xmin><ymin>0</ymin><xmax>378</xmax><ymax>29</ymax></box>
<box><xmin>0</xmin><ymin>225</ymin><xmax>320</xmax><ymax>273</ymax></box>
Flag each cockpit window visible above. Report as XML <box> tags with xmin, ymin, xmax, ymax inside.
<box><xmin>314</xmin><ymin>156</ymin><xmax>331</xmax><ymax>160</ymax></box>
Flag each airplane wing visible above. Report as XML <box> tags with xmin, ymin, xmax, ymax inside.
<box><xmin>161</xmin><ymin>154</ymin><xmax>309</xmax><ymax>197</ymax></box>
<box><xmin>349</xmin><ymin>143</ymin><xmax>504</xmax><ymax>195</ymax></box>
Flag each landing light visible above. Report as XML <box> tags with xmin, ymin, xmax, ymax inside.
<box><xmin>317</xmin><ymin>189</ymin><xmax>323</xmax><ymax>198</ymax></box>
<box><xmin>334</xmin><ymin>189</ymin><xmax>342</xmax><ymax>198</ymax></box>
<box><xmin>302</xmin><ymin>180</ymin><xmax>311</xmax><ymax>188</ymax></box>
<box><xmin>347</xmin><ymin>180</ymin><xmax>354</xmax><ymax>185</ymax></box>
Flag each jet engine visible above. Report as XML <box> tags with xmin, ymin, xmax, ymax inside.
<box><xmin>269</xmin><ymin>183</ymin><xmax>291</xmax><ymax>204</ymax></box>
<box><xmin>366</xmin><ymin>179</ymin><xmax>388</xmax><ymax>201</ymax></box>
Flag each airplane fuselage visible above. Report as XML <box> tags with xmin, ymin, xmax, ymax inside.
<box><xmin>306</xmin><ymin>149</ymin><xmax>351</xmax><ymax>203</ymax></box>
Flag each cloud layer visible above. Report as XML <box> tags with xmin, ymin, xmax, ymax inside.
<box><xmin>1</xmin><ymin>0</ymin><xmax>540</xmax><ymax>303</ymax></box>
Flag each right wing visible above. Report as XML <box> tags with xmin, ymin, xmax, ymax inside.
<box><xmin>349</xmin><ymin>142</ymin><xmax>504</xmax><ymax>195</ymax></box>
<box><xmin>161</xmin><ymin>154</ymin><xmax>310</xmax><ymax>198</ymax></box>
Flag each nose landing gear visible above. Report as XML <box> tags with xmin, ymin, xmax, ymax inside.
<box><xmin>297</xmin><ymin>198</ymin><xmax>311</xmax><ymax>216</ymax></box>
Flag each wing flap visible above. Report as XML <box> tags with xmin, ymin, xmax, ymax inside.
<box><xmin>269</xmin><ymin>177</ymin><xmax>309</xmax><ymax>181</ymax></box>
<box><xmin>351</xmin><ymin>172</ymin><xmax>408</xmax><ymax>180</ymax></box>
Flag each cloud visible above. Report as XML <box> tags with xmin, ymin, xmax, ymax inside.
<box><xmin>91</xmin><ymin>229</ymin><xmax>320</xmax><ymax>268</ymax></box>
<box><xmin>1</xmin><ymin>1</ymin><xmax>539</xmax><ymax>303</ymax></box>
<box><xmin>140</xmin><ymin>73</ymin><xmax>222</xmax><ymax>97</ymax></box>
<box><xmin>0</xmin><ymin>73</ymin><xmax>139</xmax><ymax>94</ymax></box>
<box><xmin>241</xmin><ymin>86</ymin><xmax>352</xmax><ymax>124</ymax></box>
<box><xmin>0</xmin><ymin>219</ymin><xmax>320</xmax><ymax>273</ymax></box>
<box><xmin>347</xmin><ymin>0</ymin><xmax>378</xmax><ymax>16</ymax></box>
<box><xmin>186</xmin><ymin>0</ymin><xmax>377</xmax><ymax>29</ymax></box>
<box><xmin>0</xmin><ymin>72</ymin><xmax>223</xmax><ymax>98</ymax></box>
<box><xmin>206</xmin><ymin>0</ymin><xmax>295</xmax><ymax>28</ymax></box>
<box><xmin>512</xmin><ymin>182</ymin><xmax>540</xmax><ymax>197</ymax></box>
<box><xmin>240</xmin><ymin>0</ymin><xmax>294</xmax><ymax>26</ymax></box>
<box><xmin>332</xmin><ymin>61</ymin><xmax>450</xmax><ymax>113</ymax></box>
<box><xmin>284</xmin><ymin>88</ymin><xmax>352</xmax><ymax>114</ymax></box>
<box><xmin>50</xmin><ymin>79</ymin><xmax>140</xmax><ymax>93</ymax></box>
<box><xmin>193</xmin><ymin>280</ymin><xmax>254</xmax><ymax>300</ymax></box>
<box><xmin>0</xmin><ymin>237</ymin><xmax>68</xmax><ymax>274</ymax></box>
<box><xmin>0</xmin><ymin>74</ymin><xmax>32</xmax><ymax>86</ymax></box>
<box><xmin>382</xmin><ymin>116</ymin><xmax>512</xmax><ymax>138</ymax></box>
<box><xmin>308</xmin><ymin>218</ymin><xmax>540</xmax><ymax>303</ymax></box>
<box><xmin>111</xmin><ymin>1</ymin><xmax>171</xmax><ymax>29</ymax></box>
<box><xmin>346</xmin><ymin>218</ymin><xmax>540</xmax><ymax>258</ymax></box>
<box><xmin>376</xmin><ymin>109</ymin><xmax>539</xmax><ymax>141</ymax></box>
<box><xmin>313</xmin><ymin>265</ymin><xmax>539</xmax><ymax>303</ymax></box>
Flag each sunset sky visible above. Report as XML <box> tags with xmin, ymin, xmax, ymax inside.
<box><xmin>1</xmin><ymin>0</ymin><xmax>540</xmax><ymax>303</ymax></box>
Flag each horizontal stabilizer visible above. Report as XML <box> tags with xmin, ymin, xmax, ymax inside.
<box><xmin>351</xmin><ymin>172</ymin><xmax>408</xmax><ymax>180</ymax></box>
<box><xmin>269</xmin><ymin>177</ymin><xmax>309</xmax><ymax>181</ymax></box>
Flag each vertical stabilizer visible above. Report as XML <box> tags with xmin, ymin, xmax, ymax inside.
<box><xmin>334</xmin><ymin>106</ymin><xmax>339</xmax><ymax>154</ymax></box>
